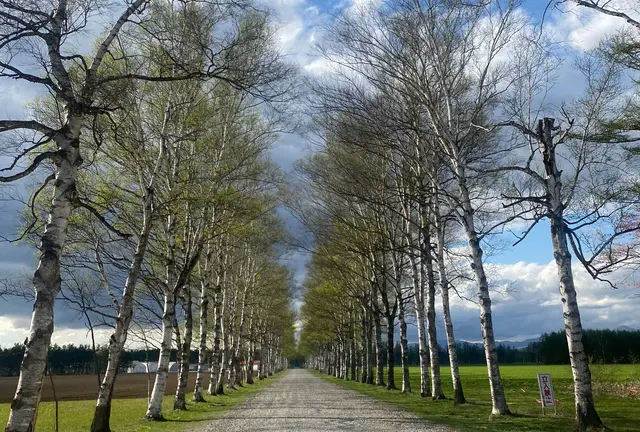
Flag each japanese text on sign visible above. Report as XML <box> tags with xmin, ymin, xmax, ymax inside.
<box><xmin>537</xmin><ymin>373</ymin><xmax>556</xmax><ymax>407</ymax></box>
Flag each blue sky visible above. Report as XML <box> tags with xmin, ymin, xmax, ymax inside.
<box><xmin>1</xmin><ymin>0</ymin><xmax>639</xmax><ymax>348</ymax></box>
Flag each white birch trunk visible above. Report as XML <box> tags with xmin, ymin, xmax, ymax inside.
<box><xmin>550</xmin><ymin>216</ymin><xmax>602</xmax><ymax>430</ymax></box>
<box><xmin>359</xmin><ymin>307</ymin><xmax>369</xmax><ymax>384</ymax></box>
<box><xmin>373</xmin><ymin>312</ymin><xmax>384</xmax><ymax>386</ymax></box>
<box><xmin>539</xmin><ymin>118</ymin><xmax>602</xmax><ymax>430</ymax></box>
<box><xmin>145</xmin><ymin>293</ymin><xmax>176</xmax><ymax>420</ymax></box>
<box><xmin>350</xmin><ymin>325</ymin><xmax>357</xmax><ymax>381</ymax></box>
<box><xmin>267</xmin><ymin>337</ymin><xmax>274</xmax><ymax>376</ymax></box>
<box><xmin>225</xmin><ymin>283</ymin><xmax>239</xmax><ymax>389</ymax></box>
<box><xmin>5</xmin><ymin>113</ymin><xmax>82</xmax><ymax>432</ymax></box>
<box><xmin>410</xmin><ymin>256</ymin><xmax>431</xmax><ymax>397</ymax></box>
<box><xmin>435</xmin><ymin>218</ymin><xmax>465</xmax><ymax>404</ymax></box>
<box><xmin>174</xmin><ymin>289</ymin><xmax>193</xmax><ymax>410</ymax></box>
<box><xmin>365</xmin><ymin>309</ymin><xmax>374</xmax><ymax>384</ymax></box>
<box><xmin>146</xmin><ymin>169</ymin><xmax>180</xmax><ymax>420</ymax></box>
<box><xmin>207</xmin><ymin>285</ymin><xmax>222</xmax><ymax>394</ymax></box>
<box><xmin>257</xmin><ymin>332</ymin><xmax>265</xmax><ymax>379</ymax></box>
<box><xmin>193</xmin><ymin>278</ymin><xmax>209</xmax><ymax>402</ymax></box>
<box><xmin>337</xmin><ymin>341</ymin><xmax>343</xmax><ymax>379</ymax></box>
<box><xmin>424</xmin><ymin>246</ymin><xmax>445</xmax><ymax>399</ymax></box>
<box><xmin>232</xmin><ymin>278</ymin><xmax>249</xmax><ymax>387</ymax></box>
<box><xmin>246</xmin><ymin>314</ymin><xmax>255</xmax><ymax>385</ymax></box>
<box><xmin>385</xmin><ymin>314</ymin><xmax>396</xmax><ymax>390</ymax></box>
<box><xmin>4</xmin><ymin>0</ymin><xmax>145</xmax><ymax>423</ymax></box>
<box><xmin>215</xmin><ymin>296</ymin><xmax>228</xmax><ymax>394</ymax></box>
<box><xmin>457</xmin><ymin>166</ymin><xmax>510</xmax><ymax>415</ymax></box>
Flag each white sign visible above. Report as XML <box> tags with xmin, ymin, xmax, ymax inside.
<box><xmin>537</xmin><ymin>373</ymin><xmax>556</xmax><ymax>408</ymax></box>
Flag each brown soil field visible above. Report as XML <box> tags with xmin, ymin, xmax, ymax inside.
<box><xmin>0</xmin><ymin>373</ymin><xmax>200</xmax><ymax>403</ymax></box>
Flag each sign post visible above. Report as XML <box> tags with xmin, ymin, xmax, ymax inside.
<box><xmin>537</xmin><ymin>373</ymin><xmax>557</xmax><ymax>415</ymax></box>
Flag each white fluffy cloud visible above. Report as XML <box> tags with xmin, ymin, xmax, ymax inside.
<box><xmin>0</xmin><ymin>316</ymin><xmax>112</xmax><ymax>347</ymax></box>
<box><xmin>443</xmin><ymin>260</ymin><xmax>640</xmax><ymax>342</ymax></box>
<box><xmin>548</xmin><ymin>1</ymin><xmax>637</xmax><ymax>51</ymax></box>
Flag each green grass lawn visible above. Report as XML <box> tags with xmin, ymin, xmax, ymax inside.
<box><xmin>0</xmin><ymin>372</ymin><xmax>284</xmax><ymax>432</ymax></box>
<box><xmin>316</xmin><ymin>365</ymin><xmax>640</xmax><ymax>431</ymax></box>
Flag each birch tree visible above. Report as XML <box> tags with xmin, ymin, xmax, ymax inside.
<box><xmin>491</xmin><ymin>32</ymin><xmax>640</xmax><ymax>428</ymax></box>
<box><xmin>0</xmin><ymin>0</ymin><xmax>292</xmax><ymax>430</ymax></box>
<box><xmin>0</xmin><ymin>2</ymin><xmax>151</xmax><ymax>429</ymax></box>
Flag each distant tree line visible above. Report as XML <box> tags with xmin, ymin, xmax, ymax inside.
<box><xmin>380</xmin><ymin>341</ymin><xmax>538</xmax><ymax>367</ymax></box>
<box><xmin>311</xmin><ymin>328</ymin><xmax>640</xmax><ymax>370</ymax></box>
<box><xmin>388</xmin><ymin>329</ymin><xmax>639</xmax><ymax>366</ymax></box>
<box><xmin>537</xmin><ymin>330</ymin><xmax>640</xmax><ymax>365</ymax></box>
<box><xmin>2</xmin><ymin>329</ymin><xmax>638</xmax><ymax>377</ymax></box>
<box><xmin>0</xmin><ymin>344</ymin><xmax>206</xmax><ymax>377</ymax></box>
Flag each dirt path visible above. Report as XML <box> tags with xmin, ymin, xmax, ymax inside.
<box><xmin>200</xmin><ymin>369</ymin><xmax>452</xmax><ymax>431</ymax></box>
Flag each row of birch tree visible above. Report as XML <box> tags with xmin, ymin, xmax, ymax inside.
<box><xmin>0</xmin><ymin>1</ymin><xmax>297</xmax><ymax>431</ymax></box>
<box><xmin>296</xmin><ymin>1</ymin><xmax>640</xmax><ymax>431</ymax></box>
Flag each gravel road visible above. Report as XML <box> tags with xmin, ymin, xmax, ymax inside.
<box><xmin>200</xmin><ymin>369</ymin><xmax>452</xmax><ymax>431</ymax></box>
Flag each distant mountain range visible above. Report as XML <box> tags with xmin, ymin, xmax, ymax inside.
<box><xmin>415</xmin><ymin>339</ymin><xmax>540</xmax><ymax>349</ymax></box>
<box><xmin>406</xmin><ymin>326</ymin><xmax>638</xmax><ymax>350</ymax></box>
<box><xmin>436</xmin><ymin>338</ymin><xmax>539</xmax><ymax>349</ymax></box>
<box><xmin>495</xmin><ymin>338</ymin><xmax>540</xmax><ymax>348</ymax></box>
<box><xmin>436</xmin><ymin>326</ymin><xmax>638</xmax><ymax>349</ymax></box>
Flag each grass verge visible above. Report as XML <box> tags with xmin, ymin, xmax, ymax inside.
<box><xmin>0</xmin><ymin>371</ymin><xmax>285</xmax><ymax>432</ymax></box>
<box><xmin>314</xmin><ymin>365</ymin><xmax>639</xmax><ymax>431</ymax></box>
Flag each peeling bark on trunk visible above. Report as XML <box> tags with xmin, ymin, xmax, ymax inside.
<box><xmin>457</xmin><ymin>166</ymin><xmax>510</xmax><ymax>415</ymax></box>
<box><xmin>6</xmin><ymin>112</ymin><xmax>82</xmax><ymax>432</ymax></box>
<box><xmin>551</xmin><ymin>217</ymin><xmax>602</xmax><ymax>431</ymax></box>
<box><xmin>424</xmin><ymin>246</ymin><xmax>445</xmax><ymax>400</ymax></box>
<box><xmin>174</xmin><ymin>289</ymin><xmax>193</xmax><ymax>410</ymax></box>
<box><xmin>208</xmin><ymin>285</ymin><xmax>222</xmax><ymax>395</ymax></box>
<box><xmin>215</xmin><ymin>319</ymin><xmax>228</xmax><ymax>394</ymax></box>
<box><xmin>410</xmin><ymin>256</ymin><xmax>431</xmax><ymax>397</ymax></box>
<box><xmin>538</xmin><ymin>118</ymin><xmax>602</xmax><ymax>431</ymax></box>
<box><xmin>265</xmin><ymin>336</ymin><xmax>273</xmax><ymax>377</ymax></box>
<box><xmin>216</xmin><ymin>281</ymin><xmax>230</xmax><ymax>394</ymax></box>
<box><xmin>246</xmin><ymin>313</ymin><xmax>255</xmax><ymax>385</ymax></box>
<box><xmin>145</xmin><ymin>293</ymin><xmax>176</xmax><ymax>420</ymax></box>
<box><xmin>441</xmin><ymin>284</ymin><xmax>466</xmax><ymax>402</ymax></box>
<box><xmin>193</xmin><ymin>279</ymin><xmax>209</xmax><ymax>402</ymax></box>
<box><xmin>232</xmin><ymin>280</ymin><xmax>249</xmax><ymax>387</ymax></box>
<box><xmin>225</xmin><ymin>284</ymin><xmax>239</xmax><ymax>390</ymax></box>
